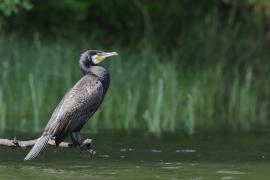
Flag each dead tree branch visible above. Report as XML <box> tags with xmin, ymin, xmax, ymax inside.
<box><xmin>0</xmin><ymin>138</ymin><xmax>92</xmax><ymax>149</ymax></box>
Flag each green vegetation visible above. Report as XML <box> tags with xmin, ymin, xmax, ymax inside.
<box><xmin>0</xmin><ymin>1</ymin><xmax>269</xmax><ymax>135</ymax></box>
<box><xmin>0</xmin><ymin>20</ymin><xmax>269</xmax><ymax>135</ymax></box>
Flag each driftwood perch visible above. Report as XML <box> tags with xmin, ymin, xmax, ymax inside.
<box><xmin>0</xmin><ymin>138</ymin><xmax>95</xmax><ymax>154</ymax></box>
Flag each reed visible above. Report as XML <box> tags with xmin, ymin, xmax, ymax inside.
<box><xmin>0</xmin><ymin>17</ymin><xmax>269</xmax><ymax>135</ymax></box>
<box><xmin>0</xmin><ymin>87</ymin><xmax>6</xmax><ymax>131</ymax></box>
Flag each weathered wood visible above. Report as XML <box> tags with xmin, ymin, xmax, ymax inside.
<box><xmin>0</xmin><ymin>138</ymin><xmax>74</xmax><ymax>148</ymax></box>
<box><xmin>0</xmin><ymin>138</ymin><xmax>92</xmax><ymax>149</ymax></box>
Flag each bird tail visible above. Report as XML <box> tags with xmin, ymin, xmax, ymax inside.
<box><xmin>24</xmin><ymin>135</ymin><xmax>50</xmax><ymax>161</ymax></box>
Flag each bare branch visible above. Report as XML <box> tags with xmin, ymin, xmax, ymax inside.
<box><xmin>0</xmin><ymin>138</ymin><xmax>91</xmax><ymax>149</ymax></box>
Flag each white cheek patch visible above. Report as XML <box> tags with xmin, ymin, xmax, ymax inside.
<box><xmin>91</xmin><ymin>55</ymin><xmax>99</xmax><ymax>64</ymax></box>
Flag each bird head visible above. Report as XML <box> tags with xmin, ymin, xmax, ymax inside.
<box><xmin>80</xmin><ymin>50</ymin><xmax>118</xmax><ymax>65</ymax></box>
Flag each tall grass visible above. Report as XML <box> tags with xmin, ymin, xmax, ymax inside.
<box><xmin>0</xmin><ymin>16</ymin><xmax>269</xmax><ymax>135</ymax></box>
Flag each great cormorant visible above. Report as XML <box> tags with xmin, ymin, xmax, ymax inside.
<box><xmin>24</xmin><ymin>50</ymin><xmax>118</xmax><ymax>160</ymax></box>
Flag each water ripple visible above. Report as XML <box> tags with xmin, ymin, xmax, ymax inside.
<box><xmin>217</xmin><ymin>170</ymin><xmax>245</xmax><ymax>175</ymax></box>
<box><xmin>175</xmin><ymin>149</ymin><xmax>197</xmax><ymax>153</ymax></box>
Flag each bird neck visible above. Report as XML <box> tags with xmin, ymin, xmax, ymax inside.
<box><xmin>90</xmin><ymin>66</ymin><xmax>110</xmax><ymax>82</ymax></box>
<box><xmin>80</xmin><ymin>63</ymin><xmax>110</xmax><ymax>91</ymax></box>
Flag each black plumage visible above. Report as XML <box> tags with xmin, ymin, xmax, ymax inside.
<box><xmin>25</xmin><ymin>50</ymin><xmax>118</xmax><ymax>160</ymax></box>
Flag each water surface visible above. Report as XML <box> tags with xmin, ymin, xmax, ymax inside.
<box><xmin>0</xmin><ymin>133</ymin><xmax>270</xmax><ymax>179</ymax></box>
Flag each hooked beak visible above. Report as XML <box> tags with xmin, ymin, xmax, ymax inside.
<box><xmin>93</xmin><ymin>51</ymin><xmax>118</xmax><ymax>64</ymax></box>
<box><xmin>100</xmin><ymin>52</ymin><xmax>119</xmax><ymax>58</ymax></box>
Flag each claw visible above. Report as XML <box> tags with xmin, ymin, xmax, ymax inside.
<box><xmin>80</xmin><ymin>139</ymin><xmax>92</xmax><ymax>150</ymax></box>
<box><xmin>79</xmin><ymin>139</ymin><xmax>96</xmax><ymax>154</ymax></box>
<box><xmin>87</xmin><ymin>149</ymin><xmax>96</xmax><ymax>155</ymax></box>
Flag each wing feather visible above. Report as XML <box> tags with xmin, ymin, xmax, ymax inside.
<box><xmin>44</xmin><ymin>75</ymin><xmax>104</xmax><ymax>138</ymax></box>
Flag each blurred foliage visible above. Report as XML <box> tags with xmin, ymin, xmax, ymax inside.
<box><xmin>0</xmin><ymin>0</ymin><xmax>32</xmax><ymax>16</ymax></box>
<box><xmin>0</xmin><ymin>0</ymin><xmax>269</xmax><ymax>47</ymax></box>
<box><xmin>0</xmin><ymin>0</ymin><xmax>269</xmax><ymax>134</ymax></box>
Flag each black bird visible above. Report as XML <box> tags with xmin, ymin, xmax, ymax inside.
<box><xmin>24</xmin><ymin>50</ymin><xmax>118</xmax><ymax>160</ymax></box>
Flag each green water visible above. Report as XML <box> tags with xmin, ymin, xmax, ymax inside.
<box><xmin>0</xmin><ymin>133</ymin><xmax>270</xmax><ymax>179</ymax></box>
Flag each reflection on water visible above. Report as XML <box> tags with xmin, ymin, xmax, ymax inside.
<box><xmin>217</xmin><ymin>170</ymin><xmax>245</xmax><ymax>175</ymax></box>
<box><xmin>0</xmin><ymin>133</ymin><xmax>270</xmax><ymax>179</ymax></box>
<box><xmin>151</xmin><ymin>149</ymin><xmax>162</xmax><ymax>153</ymax></box>
<box><xmin>176</xmin><ymin>149</ymin><xmax>197</xmax><ymax>153</ymax></box>
<box><xmin>99</xmin><ymin>154</ymin><xmax>110</xmax><ymax>158</ymax></box>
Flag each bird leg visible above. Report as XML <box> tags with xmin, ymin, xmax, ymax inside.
<box><xmin>70</xmin><ymin>132</ymin><xmax>82</xmax><ymax>148</ymax></box>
